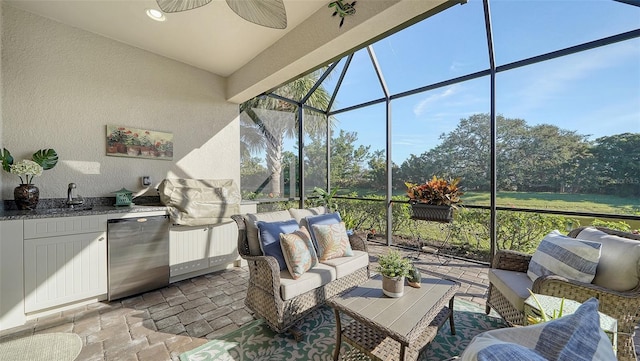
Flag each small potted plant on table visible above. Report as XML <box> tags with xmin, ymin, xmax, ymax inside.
<box><xmin>376</xmin><ymin>250</ymin><xmax>413</xmax><ymax>298</ymax></box>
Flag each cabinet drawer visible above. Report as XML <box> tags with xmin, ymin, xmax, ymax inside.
<box><xmin>24</xmin><ymin>215</ymin><xmax>107</xmax><ymax>239</ymax></box>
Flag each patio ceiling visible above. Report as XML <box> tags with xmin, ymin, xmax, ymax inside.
<box><xmin>6</xmin><ymin>0</ymin><xmax>465</xmax><ymax>103</ymax></box>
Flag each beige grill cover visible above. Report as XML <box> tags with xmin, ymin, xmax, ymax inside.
<box><xmin>159</xmin><ymin>178</ymin><xmax>241</xmax><ymax>226</ymax></box>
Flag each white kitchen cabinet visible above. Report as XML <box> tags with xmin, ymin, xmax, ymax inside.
<box><xmin>169</xmin><ymin>202</ymin><xmax>256</xmax><ymax>281</ymax></box>
<box><xmin>23</xmin><ymin>215</ymin><xmax>108</xmax><ymax>313</ymax></box>
<box><xmin>0</xmin><ymin>220</ymin><xmax>25</xmax><ymax>330</ymax></box>
<box><xmin>169</xmin><ymin>221</ymin><xmax>239</xmax><ymax>279</ymax></box>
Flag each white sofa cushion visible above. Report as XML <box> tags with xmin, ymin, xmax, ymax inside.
<box><xmin>280</xmin><ymin>263</ymin><xmax>336</xmax><ymax>300</ymax></box>
<box><xmin>488</xmin><ymin>269</ymin><xmax>533</xmax><ymax>312</ymax></box>
<box><xmin>288</xmin><ymin>206</ymin><xmax>327</xmax><ymax>229</ymax></box>
<box><xmin>245</xmin><ymin>210</ymin><xmax>292</xmax><ymax>256</ymax></box>
<box><xmin>576</xmin><ymin>227</ymin><xmax>640</xmax><ymax>291</ymax></box>
<box><xmin>321</xmin><ymin>250</ymin><xmax>369</xmax><ymax>279</ymax></box>
<box><xmin>527</xmin><ymin>230</ymin><xmax>601</xmax><ymax>284</ymax></box>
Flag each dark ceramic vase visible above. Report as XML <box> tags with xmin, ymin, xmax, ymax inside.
<box><xmin>14</xmin><ymin>184</ymin><xmax>39</xmax><ymax>210</ymax></box>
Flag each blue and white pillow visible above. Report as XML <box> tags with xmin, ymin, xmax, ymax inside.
<box><xmin>256</xmin><ymin>219</ymin><xmax>300</xmax><ymax>271</ymax></box>
<box><xmin>527</xmin><ymin>230</ymin><xmax>602</xmax><ymax>284</ymax></box>
<box><xmin>462</xmin><ymin>298</ymin><xmax>616</xmax><ymax>361</ymax></box>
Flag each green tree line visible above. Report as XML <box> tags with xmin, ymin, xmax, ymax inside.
<box><xmin>242</xmin><ymin>111</ymin><xmax>639</xmax><ymax>198</ymax></box>
<box><xmin>399</xmin><ymin>114</ymin><xmax>639</xmax><ymax>197</ymax></box>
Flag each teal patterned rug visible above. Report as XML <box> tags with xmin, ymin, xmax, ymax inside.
<box><xmin>179</xmin><ymin>299</ymin><xmax>508</xmax><ymax>361</ymax></box>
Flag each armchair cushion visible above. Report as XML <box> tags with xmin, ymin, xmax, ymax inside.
<box><xmin>280</xmin><ymin>227</ymin><xmax>318</xmax><ymax>279</ymax></box>
<box><xmin>488</xmin><ymin>269</ymin><xmax>533</xmax><ymax>312</ymax></box>
<box><xmin>527</xmin><ymin>230</ymin><xmax>601</xmax><ymax>284</ymax></box>
<box><xmin>463</xmin><ymin>298</ymin><xmax>616</xmax><ymax>361</ymax></box>
<box><xmin>575</xmin><ymin>227</ymin><xmax>640</xmax><ymax>292</ymax></box>
<box><xmin>257</xmin><ymin>219</ymin><xmax>300</xmax><ymax>271</ymax></box>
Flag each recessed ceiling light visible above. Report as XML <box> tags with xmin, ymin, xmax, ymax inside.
<box><xmin>146</xmin><ymin>8</ymin><xmax>166</xmax><ymax>22</ymax></box>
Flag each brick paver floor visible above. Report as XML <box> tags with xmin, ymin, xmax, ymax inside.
<box><xmin>0</xmin><ymin>241</ymin><xmax>635</xmax><ymax>360</ymax></box>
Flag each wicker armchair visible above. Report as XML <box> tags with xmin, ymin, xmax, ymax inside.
<box><xmin>486</xmin><ymin>227</ymin><xmax>640</xmax><ymax>361</ymax></box>
<box><xmin>232</xmin><ymin>213</ymin><xmax>370</xmax><ymax>334</ymax></box>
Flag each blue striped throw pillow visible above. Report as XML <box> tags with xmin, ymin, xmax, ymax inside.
<box><xmin>527</xmin><ymin>230</ymin><xmax>602</xmax><ymax>283</ymax></box>
<box><xmin>469</xmin><ymin>298</ymin><xmax>616</xmax><ymax>361</ymax></box>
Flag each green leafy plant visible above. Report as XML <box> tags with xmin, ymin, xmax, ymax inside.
<box><xmin>0</xmin><ymin>148</ymin><xmax>59</xmax><ymax>184</ymax></box>
<box><xmin>376</xmin><ymin>249</ymin><xmax>413</xmax><ymax>278</ymax></box>
<box><xmin>526</xmin><ymin>290</ymin><xmax>565</xmax><ymax>324</ymax></box>
<box><xmin>31</xmin><ymin>149</ymin><xmax>59</xmax><ymax>170</ymax></box>
<box><xmin>311</xmin><ymin>187</ymin><xmax>339</xmax><ymax>212</ymax></box>
<box><xmin>0</xmin><ymin>148</ymin><xmax>13</xmax><ymax>172</ymax></box>
<box><xmin>405</xmin><ymin>175</ymin><xmax>464</xmax><ymax>207</ymax></box>
<box><xmin>591</xmin><ymin>219</ymin><xmax>632</xmax><ymax>233</ymax></box>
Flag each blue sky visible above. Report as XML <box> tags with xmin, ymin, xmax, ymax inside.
<box><xmin>314</xmin><ymin>0</ymin><xmax>640</xmax><ymax>165</ymax></box>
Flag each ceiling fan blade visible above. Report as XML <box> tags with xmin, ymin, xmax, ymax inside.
<box><xmin>226</xmin><ymin>0</ymin><xmax>287</xmax><ymax>29</ymax></box>
<box><xmin>156</xmin><ymin>0</ymin><xmax>212</xmax><ymax>13</ymax></box>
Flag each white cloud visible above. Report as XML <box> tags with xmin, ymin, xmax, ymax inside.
<box><xmin>449</xmin><ymin>61</ymin><xmax>466</xmax><ymax>72</ymax></box>
<box><xmin>508</xmin><ymin>42</ymin><xmax>638</xmax><ymax>114</ymax></box>
<box><xmin>413</xmin><ymin>85</ymin><xmax>459</xmax><ymax>117</ymax></box>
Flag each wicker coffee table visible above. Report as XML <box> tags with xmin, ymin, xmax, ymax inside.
<box><xmin>327</xmin><ymin>274</ymin><xmax>460</xmax><ymax>361</ymax></box>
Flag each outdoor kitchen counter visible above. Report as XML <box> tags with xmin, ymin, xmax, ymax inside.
<box><xmin>0</xmin><ymin>204</ymin><xmax>168</xmax><ymax>220</ymax></box>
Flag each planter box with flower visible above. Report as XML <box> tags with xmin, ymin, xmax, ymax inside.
<box><xmin>1</xmin><ymin>148</ymin><xmax>59</xmax><ymax>210</ymax></box>
<box><xmin>405</xmin><ymin>176</ymin><xmax>463</xmax><ymax>223</ymax></box>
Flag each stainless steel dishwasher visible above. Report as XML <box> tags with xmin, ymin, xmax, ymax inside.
<box><xmin>107</xmin><ymin>215</ymin><xmax>170</xmax><ymax>301</ymax></box>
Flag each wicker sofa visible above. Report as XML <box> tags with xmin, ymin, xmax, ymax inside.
<box><xmin>232</xmin><ymin>207</ymin><xmax>370</xmax><ymax>334</ymax></box>
<box><xmin>486</xmin><ymin>226</ymin><xmax>640</xmax><ymax>361</ymax></box>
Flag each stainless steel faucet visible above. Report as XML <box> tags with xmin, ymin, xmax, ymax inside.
<box><xmin>67</xmin><ymin>183</ymin><xmax>84</xmax><ymax>208</ymax></box>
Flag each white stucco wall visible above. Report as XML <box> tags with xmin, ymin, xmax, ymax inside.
<box><xmin>0</xmin><ymin>4</ymin><xmax>239</xmax><ymax>201</ymax></box>
<box><xmin>0</xmin><ymin>2</ymin><xmax>4</xmax><ymax>196</ymax></box>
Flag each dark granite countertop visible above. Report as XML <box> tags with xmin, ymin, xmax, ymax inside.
<box><xmin>0</xmin><ymin>204</ymin><xmax>168</xmax><ymax>221</ymax></box>
<box><xmin>0</xmin><ymin>196</ymin><xmax>168</xmax><ymax>221</ymax></box>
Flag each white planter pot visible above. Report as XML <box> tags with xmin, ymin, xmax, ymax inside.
<box><xmin>382</xmin><ymin>275</ymin><xmax>405</xmax><ymax>298</ymax></box>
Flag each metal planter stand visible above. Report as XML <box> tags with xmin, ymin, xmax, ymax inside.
<box><xmin>409</xmin><ymin>202</ymin><xmax>455</xmax><ymax>264</ymax></box>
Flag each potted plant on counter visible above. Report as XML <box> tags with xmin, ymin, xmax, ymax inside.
<box><xmin>405</xmin><ymin>175</ymin><xmax>464</xmax><ymax>223</ymax></box>
<box><xmin>0</xmin><ymin>148</ymin><xmax>59</xmax><ymax>210</ymax></box>
<box><xmin>376</xmin><ymin>250</ymin><xmax>413</xmax><ymax>298</ymax></box>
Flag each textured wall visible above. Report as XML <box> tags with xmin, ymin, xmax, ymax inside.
<box><xmin>0</xmin><ymin>2</ymin><xmax>4</xmax><ymax>196</ymax></box>
<box><xmin>0</xmin><ymin>4</ymin><xmax>239</xmax><ymax>201</ymax></box>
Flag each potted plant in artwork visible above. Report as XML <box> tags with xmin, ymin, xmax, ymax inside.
<box><xmin>405</xmin><ymin>176</ymin><xmax>464</xmax><ymax>223</ymax></box>
<box><xmin>107</xmin><ymin>126</ymin><xmax>129</xmax><ymax>154</ymax></box>
<box><xmin>376</xmin><ymin>250</ymin><xmax>413</xmax><ymax>298</ymax></box>
<box><xmin>0</xmin><ymin>148</ymin><xmax>59</xmax><ymax>210</ymax></box>
<box><xmin>164</xmin><ymin>141</ymin><xmax>173</xmax><ymax>157</ymax></box>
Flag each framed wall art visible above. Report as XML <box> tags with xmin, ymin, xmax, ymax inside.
<box><xmin>106</xmin><ymin>125</ymin><xmax>173</xmax><ymax>160</ymax></box>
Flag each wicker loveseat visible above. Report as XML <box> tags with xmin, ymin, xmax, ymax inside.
<box><xmin>486</xmin><ymin>226</ymin><xmax>640</xmax><ymax>361</ymax></box>
<box><xmin>232</xmin><ymin>207</ymin><xmax>370</xmax><ymax>334</ymax></box>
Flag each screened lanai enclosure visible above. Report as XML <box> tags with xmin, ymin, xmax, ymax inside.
<box><xmin>240</xmin><ymin>0</ymin><xmax>640</xmax><ymax>263</ymax></box>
